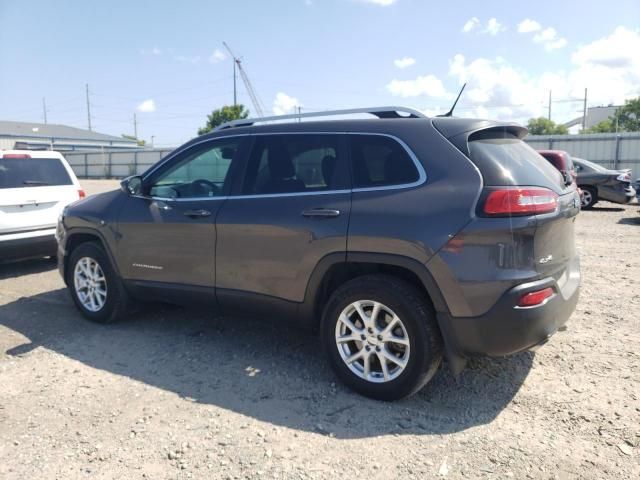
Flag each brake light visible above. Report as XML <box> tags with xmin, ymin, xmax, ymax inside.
<box><xmin>483</xmin><ymin>187</ymin><xmax>558</xmax><ymax>216</ymax></box>
<box><xmin>78</xmin><ymin>189</ymin><xmax>86</xmax><ymax>199</ymax></box>
<box><xmin>2</xmin><ymin>153</ymin><xmax>31</xmax><ymax>159</ymax></box>
<box><xmin>616</xmin><ymin>172</ymin><xmax>631</xmax><ymax>182</ymax></box>
<box><xmin>517</xmin><ymin>287</ymin><xmax>554</xmax><ymax>307</ymax></box>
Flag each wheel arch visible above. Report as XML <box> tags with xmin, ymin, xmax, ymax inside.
<box><xmin>299</xmin><ymin>252</ymin><xmax>449</xmax><ymax>330</ymax></box>
<box><xmin>63</xmin><ymin>228</ymin><xmax>121</xmax><ymax>284</ymax></box>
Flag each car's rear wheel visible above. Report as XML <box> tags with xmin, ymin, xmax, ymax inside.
<box><xmin>321</xmin><ymin>275</ymin><xmax>442</xmax><ymax>401</ymax></box>
<box><xmin>67</xmin><ymin>242</ymin><xmax>130</xmax><ymax>323</ymax></box>
<box><xmin>581</xmin><ymin>186</ymin><xmax>597</xmax><ymax>209</ymax></box>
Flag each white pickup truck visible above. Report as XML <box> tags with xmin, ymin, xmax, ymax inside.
<box><xmin>0</xmin><ymin>150</ymin><xmax>84</xmax><ymax>261</ymax></box>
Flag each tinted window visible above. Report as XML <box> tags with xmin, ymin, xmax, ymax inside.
<box><xmin>350</xmin><ymin>135</ymin><xmax>419</xmax><ymax>188</ymax></box>
<box><xmin>468</xmin><ymin>132</ymin><xmax>566</xmax><ymax>192</ymax></box>
<box><xmin>149</xmin><ymin>139</ymin><xmax>240</xmax><ymax>198</ymax></box>
<box><xmin>243</xmin><ymin>134</ymin><xmax>343</xmax><ymax>194</ymax></box>
<box><xmin>0</xmin><ymin>158</ymin><xmax>72</xmax><ymax>189</ymax></box>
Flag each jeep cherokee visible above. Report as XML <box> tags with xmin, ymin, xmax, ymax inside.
<box><xmin>57</xmin><ymin>107</ymin><xmax>581</xmax><ymax>400</ymax></box>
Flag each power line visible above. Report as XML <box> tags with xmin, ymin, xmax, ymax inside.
<box><xmin>85</xmin><ymin>84</ymin><xmax>92</xmax><ymax>131</ymax></box>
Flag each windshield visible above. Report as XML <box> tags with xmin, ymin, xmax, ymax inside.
<box><xmin>0</xmin><ymin>158</ymin><xmax>73</xmax><ymax>189</ymax></box>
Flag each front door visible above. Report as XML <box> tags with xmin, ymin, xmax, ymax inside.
<box><xmin>215</xmin><ymin>133</ymin><xmax>351</xmax><ymax>311</ymax></box>
<box><xmin>116</xmin><ymin>137</ymin><xmax>246</xmax><ymax>291</ymax></box>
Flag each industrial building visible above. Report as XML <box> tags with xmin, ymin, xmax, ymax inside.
<box><xmin>0</xmin><ymin>120</ymin><xmax>139</xmax><ymax>151</ymax></box>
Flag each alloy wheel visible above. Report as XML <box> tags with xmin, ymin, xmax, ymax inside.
<box><xmin>334</xmin><ymin>300</ymin><xmax>410</xmax><ymax>383</ymax></box>
<box><xmin>73</xmin><ymin>257</ymin><xmax>108</xmax><ymax>312</ymax></box>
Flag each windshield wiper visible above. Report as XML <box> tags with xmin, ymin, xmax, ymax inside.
<box><xmin>23</xmin><ymin>180</ymin><xmax>49</xmax><ymax>185</ymax></box>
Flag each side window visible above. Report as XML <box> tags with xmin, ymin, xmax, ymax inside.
<box><xmin>242</xmin><ymin>134</ymin><xmax>344</xmax><ymax>195</ymax></box>
<box><xmin>350</xmin><ymin>135</ymin><xmax>419</xmax><ymax>188</ymax></box>
<box><xmin>149</xmin><ymin>139</ymin><xmax>240</xmax><ymax>199</ymax></box>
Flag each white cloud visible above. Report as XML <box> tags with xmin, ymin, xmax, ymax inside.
<box><xmin>359</xmin><ymin>0</ymin><xmax>397</xmax><ymax>5</ymax></box>
<box><xmin>484</xmin><ymin>18</ymin><xmax>505</xmax><ymax>36</ymax></box>
<box><xmin>208</xmin><ymin>49</ymin><xmax>226</xmax><ymax>63</ymax></box>
<box><xmin>272</xmin><ymin>92</ymin><xmax>300</xmax><ymax>115</ymax></box>
<box><xmin>443</xmin><ymin>27</ymin><xmax>640</xmax><ymax>125</ymax></box>
<box><xmin>151</xmin><ymin>47</ymin><xmax>162</xmax><ymax>55</ymax></box>
<box><xmin>174</xmin><ymin>55</ymin><xmax>201</xmax><ymax>64</ymax></box>
<box><xmin>136</xmin><ymin>99</ymin><xmax>156</xmax><ymax>113</ymax></box>
<box><xmin>462</xmin><ymin>17</ymin><xmax>480</xmax><ymax>33</ymax></box>
<box><xmin>394</xmin><ymin>56</ymin><xmax>416</xmax><ymax>69</ymax></box>
<box><xmin>305</xmin><ymin>0</ymin><xmax>313</xmax><ymax>5</ymax></box>
<box><xmin>386</xmin><ymin>75</ymin><xmax>447</xmax><ymax>98</ymax></box>
<box><xmin>463</xmin><ymin>17</ymin><xmax>505</xmax><ymax>35</ymax></box>
<box><xmin>532</xmin><ymin>27</ymin><xmax>568</xmax><ymax>51</ymax></box>
<box><xmin>517</xmin><ymin>19</ymin><xmax>541</xmax><ymax>33</ymax></box>
<box><xmin>572</xmin><ymin>26</ymin><xmax>640</xmax><ymax>70</ymax></box>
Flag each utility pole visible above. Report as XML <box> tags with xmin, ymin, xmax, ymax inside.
<box><xmin>42</xmin><ymin>97</ymin><xmax>48</xmax><ymax>124</ymax></box>
<box><xmin>85</xmin><ymin>84</ymin><xmax>92</xmax><ymax>131</ymax></box>
<box><xmin>547</xmin><ymin>90</ymin><xmax>552</xmax><ymax>121</ymax></box>
<box><xmin>133</xmin><ymin>113</ymin><xmax>138</xmax><ymax>139</ymax></box>
<box><xmin>582</xmin><ymin>88</ymin><xmax>588</xmax><ymax>131</ymax></box>
<box><xmin>151</xmin><ymin>135</ymin><xmax>155</xmax><ymax>148</ymax></box>
<box><xmin>297</xmin><ymin>106</ymin><xmax>302</xmax><ymax>122</ymax></box>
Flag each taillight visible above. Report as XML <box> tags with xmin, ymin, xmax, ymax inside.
<box><xmin>517</xmin><ymin>287</ymin><xmax>554</xmax><ymax>307</ymax></box>
<box><xmin>2</xmin><ymin>153</ymin><xmax>31</xmax><ymax>159</ymax></box>
<box><xmin>78</xmin><ymin>189</ymin><xmax>86</xmax><ymax>199</ymax></box>
<box><xmin>616</xmin><ymin>172</ymin><xmax>631</xmax><ymax>182</ymax></box>
<box><xmin>483</xmin><ymin>187</ymin><xmax>558</xmax><ymax>216</ymax></box>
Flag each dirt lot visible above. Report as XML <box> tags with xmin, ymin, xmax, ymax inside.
<box><xmin>1</xmin><ymin>180</ymin><xmax>638</xmax><ymax>479</ymax></box>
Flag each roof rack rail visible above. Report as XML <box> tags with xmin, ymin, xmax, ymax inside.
<box><xmin>214</xmin><ymin>106</ymin><xmax>427</xmax><ymax>131</ymax></box>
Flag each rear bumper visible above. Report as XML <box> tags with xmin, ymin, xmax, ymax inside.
<box><xmin>599</xmin><ymin>185</ymin><xmax>636</xmax><ymax>204</ymax></box>
<box><xmin>438</xmin><ymin>257</ymin><xmax>580</xmax><ymax>358</ymax></box>
<box><xmin>0</xmin><ymin>230</ymin><xmax>58</xmax><ymax>261</ymax></box>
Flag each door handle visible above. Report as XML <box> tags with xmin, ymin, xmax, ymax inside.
<box><xmin>301</xmin><ymin>208</ymin><xmax>341</xmax><ymax>218</ymax></box>
<box><xmin>183</xmin><ymin>209</ymin><xmax>211</xmax><ymax>218</ymax></box>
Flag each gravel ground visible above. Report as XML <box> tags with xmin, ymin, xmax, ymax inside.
<box><xmin>0</xmin><ymin>181</ymin><xmax>638</xmax><ymax>479</ymax></box>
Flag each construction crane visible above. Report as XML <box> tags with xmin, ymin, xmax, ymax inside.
<box><xmin>222</xmin><ymin>42</ymin><xmax>266</xmax><ymax>118</ymax></box>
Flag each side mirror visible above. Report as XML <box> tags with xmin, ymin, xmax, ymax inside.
<box><xmin>121</xmin><ymin>175</ymin><xmax>144</xmax><ymax>196</ymax></box>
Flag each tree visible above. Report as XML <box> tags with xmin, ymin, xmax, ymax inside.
<box><xmin>582</xmin><ymin>119</ymin><xmax>616</xmax><ymax>134</ymax></box>
<box><xmin>198</xmin><ymin>104</ymin><xmax>250</xmax><ymax>135</ymax></box>
<box><xmin>121</xmin><ymin>134</ymin><xmax>145</xmax><ymax>146</ymax></box>
<box><xmin>526</xmin><ymin>117</ymin><xmax>569</xmax><ymax>135</ymax></box>
<box><xmin>616</xmin><ymin>97</ymin><xmax>640</xmax><ymax>132</ymax></box>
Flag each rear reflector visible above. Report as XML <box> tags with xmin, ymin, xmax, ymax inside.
<box><xmin>78</xmin><ymin>189</ymin><xmax>86</xmax><ymax>199</ymax></box>
<box><xmin>2</xmin><ymin>153</ymin><xmax>31</xmax><ymax>159</ymax></box>
<box><xmin>483</xmin><ymin>187</ymin><xmax>558</xmax><ymax>216</ymax></box>
<box><xmin>518</xmin><ymin>287</ymin><xmax>554</xmax><ymax>307</ymax></box>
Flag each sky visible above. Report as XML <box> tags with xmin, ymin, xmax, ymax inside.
<box><xmin>1</xmin><ymin>0</ymin><xmax>639</xmax><ymax>146</ymax></box>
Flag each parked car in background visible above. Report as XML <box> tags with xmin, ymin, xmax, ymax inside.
<box><xmin>537</xmin><ymin>149</ymin><xmax>583</xmax><ymax>206</ymax></box>
<box><xmin>572</xmin><ymin>157</ymin><xmax>635</xmax><ymax>209</ymax></box>
<box><xmin>0</xmin><ymin>150</ymin><xmax>84</xmax><ymax>261</ymax></box>
<box><xmin>537</xmin><ymin>150</ymin><xmax>577</xmax><ymax>185</ymax></box>
<box><xmin>57</xmin><ymin>107</ymin><xmax>581</xmax><ymax>400</ymax></box>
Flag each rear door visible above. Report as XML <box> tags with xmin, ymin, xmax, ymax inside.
<box><xmin>0</xmin><ymin>155</ymin><xmax>80</xmax><ymax>236</ymax></box>
<box><xmin>116</xmin><ymin>137</ymin><xmax>247</xmax><ymax>290</ymax></box>
<box><xmin>215</xmin><ymin>133</ymin><xmax>351</xmax><ymax>310</ymax></box>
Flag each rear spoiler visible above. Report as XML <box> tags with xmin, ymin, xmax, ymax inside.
<box><xmin>432</xmin><ymin>118</ymin><xmax>528</xmax><ymax>157</ymax></box>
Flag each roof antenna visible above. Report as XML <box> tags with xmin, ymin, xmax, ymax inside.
<box><xmin>438</xmin><ymin>83</ymin><xmax>466</xmax><ymax>117</ymax></box>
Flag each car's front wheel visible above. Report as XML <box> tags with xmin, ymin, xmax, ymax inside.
<box><xmin>67</xmin><ymin>242</ymin><xmax>130</xmax><ymax>323</ymax></box>
<box><xmin>321</xmin><ymin>275</ymin><xmax>443</xmax><ymax>401</ymax></box>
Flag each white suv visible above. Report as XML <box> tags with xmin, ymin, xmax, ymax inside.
<box><xmin>0</xmin><ymin>150</ymin><xmax>84</xmax><ymax>261</ymax></box>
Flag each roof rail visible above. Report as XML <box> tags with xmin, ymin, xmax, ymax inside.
<box><xmin>214</xmin><ymin>106</ymin><xmax>427</xmax><ymax>131</ymax></box>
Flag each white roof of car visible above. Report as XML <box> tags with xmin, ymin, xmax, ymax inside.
<box><xmin>0</xmin><ymin>149</ymin><xmax>66</xmax><ymax>159</ymax></box>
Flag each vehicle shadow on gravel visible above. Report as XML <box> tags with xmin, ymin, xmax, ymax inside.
<box><xmin>618</xmin><ymin>216</ymin><xmax>640</xmax><ymax>225</ymax></box>
<box><xmin>1</xmin><ymin>289</ymin><xmax>533</xmax><ymax>438</ymax></box>
<box><xmin>0</xmin><ymin>257</ymin><xmax>57</xmax><ymax>280</ymax></box>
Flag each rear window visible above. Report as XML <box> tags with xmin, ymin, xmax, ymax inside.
<box><xmin>0</xmin><ymin>158</ymin><xmax>73</xmax><ymax>189</ymax></box>
<box><xmin>468</xmin><ymin>132</ymin><xmax>566</xmax><ymax>192</ymax></box>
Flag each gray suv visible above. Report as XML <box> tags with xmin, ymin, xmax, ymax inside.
<box><xmin>57</xmin><ymin>107</ymin><xmax>581</xmax><ymax>400</ymax></box>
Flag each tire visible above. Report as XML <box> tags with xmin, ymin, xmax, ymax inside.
<box><xmin>580</xmin><ymin>186</ymin><xmax>598</xmax><ymax>209</ymax></box>
<box><xmin>321</xmin><ymin>274</ymin><xmax>443</xmax><ymax>401</ymax></box>
<box><xmin>66</xmin><ymin>242</ymin><xmax>130</xmax><ymax>323</ymax></box>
